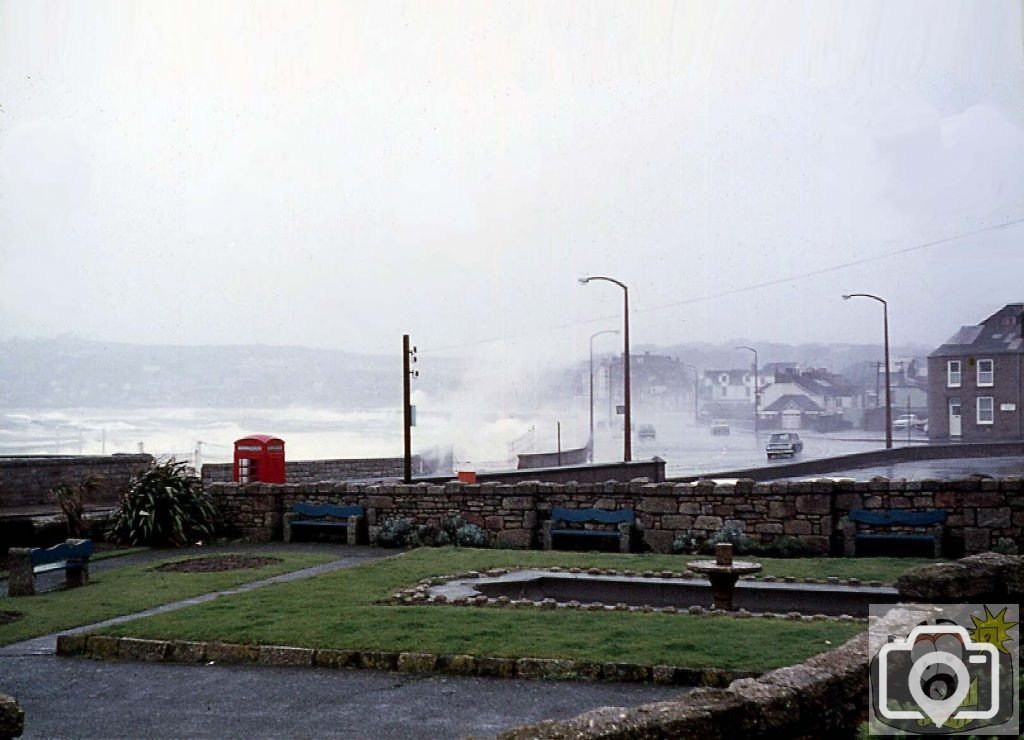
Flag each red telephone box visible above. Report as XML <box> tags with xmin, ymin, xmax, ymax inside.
<box><xmin>233</xmin><ymin>435</ymin><xmax>286</xmax><ymax>484</ymax></box>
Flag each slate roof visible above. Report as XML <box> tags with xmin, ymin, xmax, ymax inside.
<box><xmin>930</xmin><ymin>304</ymin><xmax>1024</xmax><ymax>357</ymax></box>
<box><xmin>763</xmin><ymin>394</ymin><xmax>824</xmax><ymax>413</ymax></box>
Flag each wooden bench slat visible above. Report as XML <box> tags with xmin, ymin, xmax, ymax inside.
<box><xmin>550</xmin><ymin>506</ymin><xmax>635</xmax><ymax>525</ymax></box>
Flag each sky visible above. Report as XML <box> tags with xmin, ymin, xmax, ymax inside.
<box><xmin>2</xmin><ymin>0</ymin><xmax>1023</xmax><ymax>363</ymax></box>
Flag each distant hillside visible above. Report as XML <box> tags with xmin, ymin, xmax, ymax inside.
<box><xmin>0</xmin><ymin>337</ymin><xmax>464</xmax><ymax>408</ymax></box>
<box><xmin>1</xmin><ymin>336</ymin><xmax>934</xmax><ymax>410</ymax></box>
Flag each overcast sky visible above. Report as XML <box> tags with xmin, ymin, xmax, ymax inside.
<box><xmin>2</xmin><ymin>0</ymin><xmax>1023</xmax><ymax>362</ymax></box>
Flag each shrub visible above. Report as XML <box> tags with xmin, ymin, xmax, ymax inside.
<box><xmin>746</xmin><ymin>536</ymin><xmax>822</xmax><ymax>558</ymax></box>
<box><xmin>705</xmin><ymin>522</ymin><xmax>752</xmax><ymax>554</ymax></box>
<box><xmin>51</xmin><ymin>476</ymin><xmax>98</xmax><ymax>538</ymax></box>
<box><xmin>672</xmin><ymin>533</ymin><xmax>699</xmax><ymax>554</ymax></box>
<box><xmin>108</xmin><ymin>459</ymin><xmax>217</xmax><ymax>547</ymax></box>
<box><xmin>375</xmin><ymin>517</ymin><xmax>416</xmax><ymax>548</ymax></box>
<box><xmin>373</xmin><ymin>515</ymin><xmax>489</xmax><ymax>549</ymax></box>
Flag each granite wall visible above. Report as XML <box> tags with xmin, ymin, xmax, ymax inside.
<box><xmin>201</xmin><ymin>455</ymin><xmax>426</xmax><ymax>485</ymax></box>
<box><xmin>206</xmin><ymin>476</ymin><xmax>1023</xmax><ymax>555</ymax></box>
<box><xmin>0</xmin><ymin>454</ymin><xmax>153</xmax><ymax>509</ymax></box>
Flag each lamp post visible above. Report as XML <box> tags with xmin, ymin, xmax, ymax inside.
<box><xmin>735</xmin><ymin>346</ymin><xmax>759</xmax><ymax>435</ymax></box>
<box><xmin>681</xmin><ymin>363</ymin><xmax>700</xmax><ymax>424</ymax></box>
<box><xmin>843</xmin><ymin>293</ymin><xmax>892</xmax><ymax>449</ymax></box>
<box><xmin>588</xmin><ymin>329</ymin><xmax>619</xmax><ymax>462</ymax></box>
<box><xmin>580</xmin><ymin>276</ymin><xmax>632</xmax><ymax>462</ymax></box>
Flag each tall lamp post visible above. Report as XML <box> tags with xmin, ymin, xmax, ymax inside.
<box><xmin>681</xmin><ymin>363</ymin><xmax>700</xmax><ymax>424</ymax></box>
<box><xmin>579</xmin><ymin>276</ymin><xmax>632</xmax><ymax>462</ymax></box>
<box><xmin>588</xmin><ymin>329</ymin><xmax>619</xmax><ymax>462</ymax></box>
<box><xmin>843</xmin><ymin>293</ymin><xmax>892</xmax><ymax>449</ymax></box>
<box><xmin>735</xmin><ymin>346</ymin><xmax>759</xmax><ymax>435</ymax></box>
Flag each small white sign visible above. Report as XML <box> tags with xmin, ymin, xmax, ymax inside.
<box><xmin>1001</xmin><ymin>403</ymin><xmax>1016</xmax><ymax>412</ymax></box>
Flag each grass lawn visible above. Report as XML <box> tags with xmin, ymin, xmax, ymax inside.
<box><xmin>91</xmin><ymin>548</ymin><xmax>926</xmax><ymax>672</ymax></box>
<box><xmin>0</xmin><ymin>550</ymin><xmax>337</xmax><ymax>646</ymax></box>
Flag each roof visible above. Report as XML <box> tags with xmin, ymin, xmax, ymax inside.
<box><xmin>704</xmin><ymin>369</ymin><xmax>751</xmax><ymax>385</ymax></box>
<box><xmin>930</xmin><ymin>303</ymin><xmax>1024</xmax><ymax>357</ymax></box>
<box><xmin>763</xmin><ymin>394</ymin><xmax>823</xmax><ymax>413</ymax></box>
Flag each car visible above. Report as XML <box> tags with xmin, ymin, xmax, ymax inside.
<box><xmin>637</xmin><ymin>424</ymin><xmax>656</xmax><ymax>440</ymax></box>
<box><xmin>766</xmin><ymin>432</ymin><xmax>803</xmax><ymax>458</ymax></box>
<box><xmin>710</xmin><ymin>419</ymin><xmax>730</xmax><ymax>436</ymax></box>
<box><xmin>892</xmin><ymin>414</ymin><xmax>927</xmax><ymax>431</ymax></box>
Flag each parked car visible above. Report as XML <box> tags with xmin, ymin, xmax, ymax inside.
<box><xmin>766</xmin><ymin>432</ymin><xmax>803</xmax><ymax>458</ymax></box>
<box><xmin>710</xmin><ymin>419</ymin><xmax>730</xmax><ymax>436</ymax></box>
<box><xmin>637</xmin><ymin>424</ymin><xmax>656</xmax><ymax>440</ymax></box>
<box><xmin>892</xmin><ymin>414</ymin><xmax>927</xmax><ymax>431</ymax></box>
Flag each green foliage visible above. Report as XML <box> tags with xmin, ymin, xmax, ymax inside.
<box><xmin>374</xmin><ymin>516</ymin><xmax>489</xmax><ymax>549</ymax></box>
<box><xmin>375</xmin><ymin>517</ymin><xmax>417</xmax><ymax>548</ymax></box>
<box><xmin>705</xmin><ymin>522</ymin><xmax>752</xmax><ymax>554</ymax></box>
<box><xmin>108</xmin><ymin>459</ymin><xmax>218</xmax><ymax>547</ymax></box>
<box><xmin>51</xmin><ymin>476</ymin><xmax>98</xmax><ymax>538</ymax></box>
<box><xmin>671</xmin><ymin>533</ymin><xmax>698</xmax><ymax>554</ymax></box>
<box><xmin>746</xmin><ymin>536</ymin><xmax>822</xmax><ymax>559</ymax></box>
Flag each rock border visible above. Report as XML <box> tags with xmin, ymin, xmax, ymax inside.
<box><xmin>386</xmin><ymin>567</ymin><xmax>872</xmax><ymax>623</ymax></box>
<box><xmin>55</xmin><ymin>634</ymin><xmax>758</xmax><ymax>688</ymax></box>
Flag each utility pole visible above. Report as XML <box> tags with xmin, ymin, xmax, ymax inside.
<box><xmin>403</xmin><ymin>334</ymin><xmax>418</xmax><ymax>483</ymax></box>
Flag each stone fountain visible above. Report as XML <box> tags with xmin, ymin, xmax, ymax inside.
<box><xmin>687</xmin><ymin>543</ymin><xmax>762</xmax><ymax>611</ymax></box>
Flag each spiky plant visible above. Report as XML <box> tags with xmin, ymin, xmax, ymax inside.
<box><xmin>108</xmin><ymin>459</ymin><xmax>218</xmax><ymax>547</ymax></box>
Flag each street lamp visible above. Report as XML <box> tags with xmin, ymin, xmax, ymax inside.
<box><xmin>588</xmin><ymin>330</ymin><xmax>619</xmax><ymax>462</ymax></box>
<box><xmin>735</xmin><ymin>346</ymin><xmax>759</xmax><ymax>435</ymax></box>
<box><xmin>681</xmin><ymin>363</ymin><xmax>700</xmax><ymax>424</ymax></box>
<box><xmin>579</xmin><ymin>276</ymin><xmax>632</xmax><ymax>462</ymax></box>
<box><xmin>843</xmin><ymin>293</ymin><xmax>892</xmax><ymax>449</ymax></box>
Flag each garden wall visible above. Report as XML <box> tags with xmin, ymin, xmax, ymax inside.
<box><xmin>206</xmin><ymin>476</ymin><xmax>1023</xmax><ymax>555</ymax></box>
<box><xmin>0</xmin><ymin>454</ymin><xmax>153</xmax><ymax>509</ymax></box>
<box><xmin>201</xmin><ymin>455</ymin><xmax>427</xmax><ymax>485</ymax></box>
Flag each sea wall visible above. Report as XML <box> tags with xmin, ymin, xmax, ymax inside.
<box><xmin>0</xmin><ymin>454</ymin><xmax>153</xmax><ymax>509</ymax></box>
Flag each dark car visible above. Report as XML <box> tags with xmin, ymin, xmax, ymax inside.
<box><xmin>710</xmin><ymin>419</ymin><xmax>730</xmax><ymax>436</ymax></box>
<box><xmin>637</xmin><ymin>424</ymin><xmax>656</xmax><ymax>440</ymax></box>
<box><xmin>766</xmin><ymin>432</ymin><xmax>803</xmax><ymax>458</ymax></box>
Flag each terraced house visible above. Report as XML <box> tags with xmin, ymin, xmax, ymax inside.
<box><xmin>928</xmin><ymin>303</ymin><xmax>1024</xmax><ymax>441</ymax></box>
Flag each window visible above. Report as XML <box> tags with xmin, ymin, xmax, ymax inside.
<box><xmin>977</xmin><ymin>396</ymin><xmax>994</xmax><ymax>425</ymax></box>
<box><xmin>947</xmin><ymin>360</ymin><xmax>961</xmax><ymax>387</ymax></box>
<box><xmin>977</xmin><ymin>359</ymin><xmax>994</xmax><ymax>387</ymax></box>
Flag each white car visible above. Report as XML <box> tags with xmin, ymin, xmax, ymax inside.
<box><xmin>892</xmin><ymin>414</ymin><xmax>927</xmax><ymax>431</ymax></box>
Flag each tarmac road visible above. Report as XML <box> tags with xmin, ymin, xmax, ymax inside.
<box><xmin>2</xmin><ymin>654</ymin><xmax>685</xmax><ymax>739</ymax></box>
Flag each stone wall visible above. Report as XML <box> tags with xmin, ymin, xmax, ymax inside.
<box><xmin>0</xmin><ymin>692</ymin><xmax>24</xmax><ymax>739</ymax></box>
<box><xmin>201</xmin><ymin>455</ymin><xmax>426</xmax><ymax>485</ymax></box>
<box><xmin>206</xmin><ymin>477</ymin><xmax>1023</xmax><ymax>555</ymax></box>
<box><xmin>0</xmin><ymin>454</ymin><xmax>153</xmax><ymax>509</ymax></box>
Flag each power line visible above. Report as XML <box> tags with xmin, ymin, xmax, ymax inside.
<box><xmin>422</xmin><ymin>215</ymin><xmax>1024</xmax><ymax>354</ymax></box>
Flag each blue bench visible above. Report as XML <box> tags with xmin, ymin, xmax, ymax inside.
<box><xmin>8</xmin><ymin>538</ymin><xmax>93</xmax><ymax>597</ymax></box>
<box><xmin>542</xmin><ymin>506</ymin><xmax>635</xmax><ymax>553</ymax></box>
<box><xmin>284</xmin><ymin>503</ymin><xmax>365</xmax><ymax>545</ymax></box>
<box><xmin>841</xmin><ymin>509</ymin><xmax>946</xmax><ymax>558</ymax></box>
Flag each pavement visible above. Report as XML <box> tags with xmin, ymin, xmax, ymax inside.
<box><xmin>0</xmin><ymin>544</ymin><xmax>685</xmax><ymax>739</ymax></box>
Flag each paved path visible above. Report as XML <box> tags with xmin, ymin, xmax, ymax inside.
<box><xmin>1</xmin><ymin>544</ymin><xmax>686</xmax><ymax>738</ymax></box>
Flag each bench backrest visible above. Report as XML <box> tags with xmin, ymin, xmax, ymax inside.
<box><xmin>31</xmin><ymin>539</ymin><xmax>94</xmax><ymax>567</ymax></box>
<box><xmin>291</xmin><ymin>502</ymin><xmax>364</xmax><ymax>519</ymax></box>
<box><xmin>551</xmin><ymin>506</ymin><xmax>634</xmax><ymax>525</ymax></box>
<box><xmin>848</xmin><ymin>509</ymin><xmax>946</xmax><ymax>526</ymax></box>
